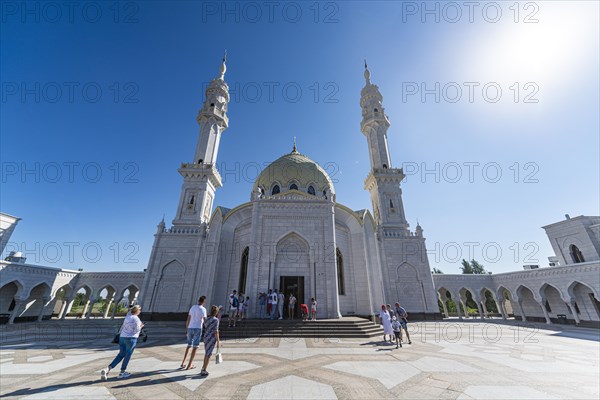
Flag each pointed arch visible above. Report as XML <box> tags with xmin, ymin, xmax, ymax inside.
<box><xmin>25</xmin><ymin>282</ymin><xmax>52</xmax><ymax>299</ymax></box>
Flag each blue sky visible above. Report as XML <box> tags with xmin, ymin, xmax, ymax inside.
<box><xmin>1</xmin><ymin>1</ymin><xmax>598</xmax><ymax>273</ymax></box>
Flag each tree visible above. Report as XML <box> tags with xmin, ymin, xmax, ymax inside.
<box><xmin>432</xmin><ymin>268</ymin><xmax>444</xmax><ymax>274</ymax></box>
<box><xmin>460</xmin><ymin>259</ymin><xmax>487</xmax><ymax>274</ymax></box>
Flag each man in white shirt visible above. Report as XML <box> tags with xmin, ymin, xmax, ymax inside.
<box><xmin>181</xmin><ymin>296</ymin><xmax>207</xmax><ymax>369</ymax></box>
<box><xmin>270</xmin><ymin>289</ymin><xmax>278</xmax><ymax>320</ymax></box>
<box><xmin>277</xmin><ymin>290</ymin><xmax>285</xmax><ymax>320</ymax></box>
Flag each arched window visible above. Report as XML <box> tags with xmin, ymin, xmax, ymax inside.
<box><xmin>389</xmin><ymin>199</ymin><xmax>394</xmax><ymax>208</ymax></box>
<box><xmin>382</xmin><ymin>164</ymin><xmax>388</xmax><ymax>169</ymax></box>
<box><xmin>272</xmin><ymin>185</ymin><xmax>280</xmax><ymax>195</ymax></box>
<box><xmin>570</xmin><ymin>244</ymin><xmax>585</xmax><ymax>263</ymax></box>
<box><xmin>374</xmin><ymin>108</ymin><xmax>378</xmax><ymax>112</ymax></box>
<box><xmin>308</xmin><ymin>186</ymin><xmax>315</xmax><ymax>195</ymax></box>
<box><xmin>336</xmin><ymin>248</ymin><xmax>345</xmax><ymax>295</ymax></box>
<box><xmin>239</xmin><ymin>247</ymin><xmax>249</xmax><ymax>294</ymax></box>
<box><xmin>189</xmin><ymin>195</ymin><xmax>195</xmax><ymax>205</ymax></box>
<box><xmin>290</xmin><ymin>183</ymin><xmax>298</xmax><ymax>191</ymax></box>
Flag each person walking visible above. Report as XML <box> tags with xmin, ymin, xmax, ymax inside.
<box><xmin>379</xmin><ymin>304</ymin><xmax>393</xmax><ymax>343</ymax></box>
<box><xmin>228</xmin><ymin>290</ymin><xmax>238</xmax><ymax>327</ymax></box>
<box><xmin>101</xmin><ymin>305</ymin><xmax>144</xmax><ymax>380</ymax></box>
<box><xmin>395</xmin><ymin>302</ymin><xmax>412</xmax><ymax>344</ymax></box>
<box><xmin>277</xmin><ymin>290</ymin><xmax>285</xmax><ymax>320</ymax></box>
<box><xmin>238</xmin><ymin>293</ymin><xmax>245</xmax><ymax>321</ymax></box>
<box><xmin>258</xmin><ymin>292</ymin><xmax>266</xmax><ymax>319</ymax></box>
<box><xmin>288</xmin><ymin>293</ymin><xmax>296</xmax><ymax>320</ymax></box>
<box><xmin>270</xmin><ymin>289</ymin><xmax>278</xmax><ymax>320</ymax></box>
<box><xmin>200</xmin><ymin>305</ymin><xmax>221</xmax><ymax>377</ymax></box>
<box><xmin>181</xmin><ymin>296</ymin><xmax>207</xmax><ymax>369</ymax></box>
<box><xmin>391</xmin><ymin>316</ymin><xmax>402</xmax><ymax>349</ymax></box>
<box><xmin>310</xmin><ymin>298</ymin><xmax>317</xmax><ymax>321</ymax></box>
<box><xmin>267</xmin><ymin>289</ymin><xmax>273</xmax><ymax>318</ymax></box>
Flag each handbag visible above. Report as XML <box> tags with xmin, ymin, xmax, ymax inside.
<box><xmin>112</xmin><ymin>320</ymin><xmax>125</xmax><ymax>344</ymax></box>
<box><xmin>215</xmin><ymin>343</ymin><xmax>223</xmax><ymax>364</ymax></box>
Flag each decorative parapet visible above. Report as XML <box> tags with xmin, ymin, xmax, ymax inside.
<box><xmin>161</xmin><ymin>226</ymin><xmax>203</xmax><ymax>235</ymax></box>
<box><xmin>364</xmin><ymin>168</ymin><xmax>404</xmax><ymax>191</ymax></box>
<box><xmin>178</xmin><ymin>162</ymin><xmax>222</xmax><ymax>188</ymax></box>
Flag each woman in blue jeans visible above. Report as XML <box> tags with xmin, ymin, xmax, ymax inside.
<box><xmin>101</xmin><ymin>305</ymin><xmax>144</xmax><ymax>380</ymax></box>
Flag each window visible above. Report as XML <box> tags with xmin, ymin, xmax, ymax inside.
<box><xmin>336</xmin><ymin>248</ymin><xmax>345</xmax><ymax>295</ymax></box>
<box><xmin>198</xmin><ymin>159</ymin><xmax>203</xmax><ymax>164</ymax></box>
<box><xmin>238</xmin><ymin>247</ymin><xmax>249</xmax><ymax>294</ymax></box>
<box><xmin>374</xmin><ymin>108</ymin><xmax>378</xmax><ymax>112</ymax></box>
<box><xmin>570</xmin><ymin>245</ymin><xmax>585</xmax><ymax>263</ymax></box>
<box><xmin>382</xmin><ymin>164</ymin><xmax>388</xmax><ymax>169</ymax></box>
<box><xmin>389</xmin><ymin>199</ymin><xmax>394</xmax><ymax>208</ymax></box>
<box><xmin>189</xmin><ymin>195</ymin><xmax>195</xmax><ymax>205</ymax></box>
<box><xmin>308</xmin><ymin>186</ymin><xmax>316</xmax><ymax>195</ymax></box>
<box><xmin>290</xmin><ymin>183</ymin><xmax>298</xmax><ymax>191</ymax></box>
<box><xmin>272</xmin><ymin>185</ymin><xmax>280</xmax><ymax>195</ymax></box>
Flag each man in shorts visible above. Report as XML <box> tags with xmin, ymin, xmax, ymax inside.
<box><xmin>394</xmin><ymin>302</ymin><xmax>412</xmax><ymax>344</ymax></box>
<box><xmin>229</xmin><ymin>290</ymin><xmax>238</xmax><ymax>327</ymax></box>
<box><xmin>181</xmin><ymin>296</ymin><xmax>207</xmax><ymax>369</ymax></box>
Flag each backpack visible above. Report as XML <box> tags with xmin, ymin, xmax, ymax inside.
<box><xmin>232</xmin><ymin>296</ymin><xmax>239</xmax><ymax>308</ymax></box>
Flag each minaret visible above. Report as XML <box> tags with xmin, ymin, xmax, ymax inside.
<box><xmin>172</xmin><ymin>53</ymin><xmax>230</xmax><ymax>226</ymax></box>
<box><xmin>360</xmin><ymin>62</ymin><xmax>408</xmax><ymax>231</ymax></box>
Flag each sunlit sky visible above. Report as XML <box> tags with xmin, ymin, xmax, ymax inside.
<box><xmin>1</xmin><ymin>1</ymin><xmax>598</xmax><ymax>274</ymax></box>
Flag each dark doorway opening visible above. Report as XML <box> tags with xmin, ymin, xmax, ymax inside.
<box><xmin>280</xmin><ymin>276</ymin><xmax>304</xmax><ymax>319</ymax></box>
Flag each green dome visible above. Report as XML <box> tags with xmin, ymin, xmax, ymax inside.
<box><xmin>253</xmin><ymin>147</ymin><xmax>335</xmax><ymax>196</ymax></box>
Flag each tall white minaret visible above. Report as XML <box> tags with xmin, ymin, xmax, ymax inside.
<box><xmin>360</xmin><ymin>62</ymin><xmax>408</xmax><ymax>231</ymax></box>
<box><xmin>173</xmin><ymin>53</ymin><xmax>230</xmax><ymax>226</ymax></box>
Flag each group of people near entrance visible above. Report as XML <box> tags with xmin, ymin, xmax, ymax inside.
<box><xmin>379</xmin><ymin>302</ymin><xmax>411</xmax><ymax>349</ymax></box>
<box><xmin>101</xmin><ymin>296</ymin><xmax>221</xmax><ymax>380</ymax></box>
<box><xmin>256</xmin><ymin>289</ymin><xmax>317</xmax><ymax>321</ymax></box>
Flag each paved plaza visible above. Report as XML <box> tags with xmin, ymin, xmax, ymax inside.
<box><xmin>0</xmin><ymin>320</ymin><xmax>599</xmax><ymax>399</ymax></box>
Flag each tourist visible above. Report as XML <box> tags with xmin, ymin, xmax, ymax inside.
<box><xmin>238</xmin><ymin>293</ymin><xmax>245</xmax><ymax>320</ymax></box>
<box><xmin>101</xmin><ymin>305</ymin><xmax>144</xmax><ymax>380</ymax></box>
<box><xmin>310</xmin><ymin>298</ymin><xmax>317</xmax><ymax>320</ymax></box>
<box><xmin>267</xmin><ymin>289</ymin><xmax>273</xmax><ymax>318</ymax></box>
<box><xmin>217</xmin><ymin>305</ymin><xmax>224</xmax><ymax>322</ymax></box>
<box><xmin>395</xmin><ymin>302</ymin><xmax>412</xmax><ymax>344</ymax></box>
<box><xmin>386</xmin><ymin>304</ymin><xmax>394</xmax><ymax>319</ymax></box>
<box><xmin>277</xmin><ymin>290</ymin><xmax>285</xmax><ymax>320</ymax></box>
<box><xmin>200</xmin><ymin>305</ymin><xmax>221</xmax><ymax>377</ymax></box>
<box><xmin>181</xmin><ymin>296</ymin><xmax>207</xmax><ymax>369</ymax></box>
<box><xmin>288</xmin><ymin>293</ymin><xmax>296</xmax><ymax>320</ymax></box>
<box><xmin>300</xmin><ymin>303</ymin><xmax>309</xmax><ymax>321</ymax></box>
<box><xmin>243</xmin><ymin>296</ymin><xmax>250</xmax><ymax>320</ymax></box>
<box><xmin>391</xmin><ymin>316</ymin><xmax>402</xmax><ymax>349</ymax></box>
<box><xmin>270</xmin><ymin>289</ymin><xmax>278</xmax><ymax>320</ymax></box>
<box><xmin>258</xmin><ymin>292</ymin><xmax>266</xmax><ymax>318</ymax></box>
<box><xmin>379</xmin><ymin>304</ymin><xmax>393</xmax><ymax>343</ymax></box>
<box><xmin>228</xmin><ymin>290</ymin><xmax>238</xmax><ymax>327</ymax></box>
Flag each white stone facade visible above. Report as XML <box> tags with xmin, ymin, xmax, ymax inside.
<box><xmin>139</xmin><ymin>60</ymin><xmax>440</xmax><ymax>320</ymax></box>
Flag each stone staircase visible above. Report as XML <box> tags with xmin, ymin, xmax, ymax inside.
<box><xmin>0</xmin><ymin>317</ymin><xmax>383</xmax><ymax>345</ymax></box>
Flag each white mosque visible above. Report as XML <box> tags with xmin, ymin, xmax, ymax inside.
<box><xmin>1</xmin><ymin>57</ymin><xmax>598</xmax><ymax>327</ymax></box>
<box><xmin>138</xmin><ymin>56</ymin><xmax>440</xmax><ymax>320</ymax></box>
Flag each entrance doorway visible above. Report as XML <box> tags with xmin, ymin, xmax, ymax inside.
<box><xmin>280</xmin><ymin>276</ymin><xmax>304</xmax><ymax>319</ymax></box>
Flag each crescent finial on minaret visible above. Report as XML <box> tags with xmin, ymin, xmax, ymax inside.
<box><xmin>219</xmin><ymin>50</ymin><xmax>227</xmax><ymax>80</ymax></box>
<box><xmin>364</xmin><ymin>59</ymin><xmax>371</xmax><ymax>84</ymax></box>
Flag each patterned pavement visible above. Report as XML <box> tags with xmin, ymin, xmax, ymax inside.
<box><xmin>1</xmin><ymin>321</ymin><xmax>599</xmax><ymax>399</ymax></box>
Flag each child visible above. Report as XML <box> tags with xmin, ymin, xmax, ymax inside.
<box><xmin>300</xmin><ymin>303</ymin><xmax>309</xmax><ymax>321</ymax></box>
<box><xmin>391</xmin><ymin>316</ymin><xmax>402</xmax><ymax>349</ymax></box>
<box><xmin>310</xmin><ymin>298</ymin><xmax>317</xmax><ymax>321</ymax></box>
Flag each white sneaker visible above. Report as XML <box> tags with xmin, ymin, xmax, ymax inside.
<box><xmin>100</xmin><ymin>368</ymin><xmax>109</xmax><ymax>381</ymax></box>
<box><xmin>118</xmin><ymin>371</ymin><xmax>131</xmax><ymax>379</ymax></box>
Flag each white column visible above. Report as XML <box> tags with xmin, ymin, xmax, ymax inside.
<box><xmin>538</xmin><ymin>300</ymin><xmax>551</xmax><ymax>324</ymax></box>
<box><xmin>476</xmin><ymin>300</ymin><xmax>485</xmax><ymax>320</ymax></box>
<box><xmin>496</xmin><ymin>300</ymin><xmax>507</xmax><ymax>320</ymax></box>
<box><xmin>440</xmin><ymin>298</ymin><xmax>449</xmax><ymax>318</ymax></box>
<box><xmin>454</xmin><ymin>294</ymin><xmax>462</xmax><ymax>320</ymax></box>
<box><xmin>61</xmin><ymin>297</ymin><xmax>75</xmax><ymax>320</ymax></box>
<box><xmin>37</xmin><ymin>297</ymin><xmax>50</xmax><ymax>322</ymax></box>
<box><xmin>103</xmin><ymin>298</ymin><xmax>114</xmax><ymax>319</ymax></box>
<box><xmin>111</xmin><ymin>297</ymin><xmax>122</xmax><ymax>319</ymax></box>
<box><xmin>517</xmin><ymin>300</ymin><xmax>527</xmax><ymax>322</ymax></box>
<box><xmin>85</xmin><ymin>298</ymin><xmax>96</xmax><ymax>319</ymax></box>
<box><xmin>8</xmin><ymin>300</ymin><xmax>26</xmax><ymax>324</ymax></box>
<box><xmin>567</xmin><ymin>301</ymin><xmax>580</xmax><ymax>324</ymax></box>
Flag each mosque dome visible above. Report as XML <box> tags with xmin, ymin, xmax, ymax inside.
<box><xmin>253</xmin><ymin>145</ymin><xmax>335</xmax><ymax>197</ymax></box>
